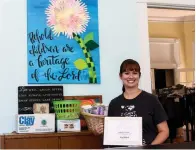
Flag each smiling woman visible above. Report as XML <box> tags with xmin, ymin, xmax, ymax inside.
<box><xmin>96</xmin><ymin>59</ymin><xmax>169</xmax><ymax>146</ymax></box>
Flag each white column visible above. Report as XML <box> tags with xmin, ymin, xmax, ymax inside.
<box><xmin>137</xmin><ymin>2</ymin><xmax>152</xmax><ymax>93</ymax></box>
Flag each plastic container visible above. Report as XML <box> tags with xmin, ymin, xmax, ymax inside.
<box><xmin>53</xmin><ymin>100</ymin><xmax>81</xmax><ymax>120</ymax></box>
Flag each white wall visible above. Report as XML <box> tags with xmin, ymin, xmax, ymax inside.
<box><xmin>0</xmin><ymin>0</ymin><xmax>142</xmax><ymax>133</ymax></box>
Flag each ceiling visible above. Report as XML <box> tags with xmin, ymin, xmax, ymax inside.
<box><xmin>148</xmin><ymin>8</ymin><xmax>195</xmax><ymax>18</ymax></box>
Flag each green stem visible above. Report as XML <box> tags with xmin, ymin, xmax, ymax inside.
<box><xmin>73</xmin><ymin>33</ymin><xmax>97</xmax><ymax>83</ymax></box>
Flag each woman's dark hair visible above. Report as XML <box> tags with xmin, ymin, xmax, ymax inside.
<box><xmin>120</xmin><ymin>59</ymin><xmax>141</xmax><ymax>93</ymax></box>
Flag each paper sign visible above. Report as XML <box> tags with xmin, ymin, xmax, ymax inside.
<box><xmin>103</xmin><ymin>117</ymin><xmax>142</xmax><ymax>146</ymax></box>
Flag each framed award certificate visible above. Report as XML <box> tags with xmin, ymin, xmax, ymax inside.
<box><xmin>103</xmin><ymin>117</ymin><xmax>142</xmax><ymax>146</ymax></box>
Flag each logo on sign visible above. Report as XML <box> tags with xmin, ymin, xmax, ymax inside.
<box><xmin>41</xmin><ymin>119</ymin><xmax>47</xmax><ymax>126</ymax></box>
<box><xmin>19</xmin><ymin>116</ymin><xmax>35</xmax><ymax>126</ymax></box>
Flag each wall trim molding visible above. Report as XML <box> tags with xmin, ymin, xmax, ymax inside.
<box><xmin>147</xmin><ymin>2</ymin><xmax>195</xmax><ymax>10</ymax></box>
<box><xmin>183</xmin><ymin>15</ymin><xmax>195</xmax><ymax>22</ymax></box>
<box><xmin>148</xmin><ymin>16</ymin><xmax>184</xmax><ymax>22</ymax></box>
<box><xmin>148</xmin><ymin>15</ymin><xmax>195</xmax><ymax>22</ymax></box>
<box><xmin>150</xmin><ymin>38</ymin><xmax>179</xmax><ymax>44</ymax></box>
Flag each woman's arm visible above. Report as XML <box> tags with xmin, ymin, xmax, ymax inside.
<box><xmin>151</xmin><ymin>121</ymin><xmax>169</xmax><ymax>145</ymax></box>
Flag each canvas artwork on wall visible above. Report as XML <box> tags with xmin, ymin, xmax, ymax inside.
<box><xmin>27</xmin><ymin>0</ymin><xmax>100</xmax><ymax>84</ymax></box>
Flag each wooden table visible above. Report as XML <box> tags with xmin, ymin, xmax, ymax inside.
<box><xmin>0</xmin><ymin>130</ymin><xmax>103</xmax><ymax>149</ymax></box>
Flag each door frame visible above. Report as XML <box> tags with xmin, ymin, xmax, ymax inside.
<box><xmin>136</xmin><ymin>0</ymin><xmax>194</xmax><ymax>93</ymax></box>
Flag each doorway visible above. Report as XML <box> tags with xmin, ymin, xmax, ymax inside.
<box><xmin>147</xmin><ymin>8</ymin><xmax>195</xmax><ymax>91</ymax></box>
<box><xmin>154</xmin><ymin>69</ymin><xmax>174</xmax><ymax>89</ymax></box>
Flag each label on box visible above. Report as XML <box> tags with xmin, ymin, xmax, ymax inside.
<box><xmin>57</xmin><ymin>119</ymin><xmax>81</xmax><ymax>132</ymax></box>
<box><xmin>17</xmin><ymin>114</ymin><xmax>55</xmax><ymax>133</ymax></box>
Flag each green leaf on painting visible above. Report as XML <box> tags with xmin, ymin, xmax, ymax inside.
<box><xmin>84</xmin><ymin>32</ymin><xmax>94</xmax><ymax>44</ymax></box>
<box><xmin>85</xmin><ymin>40</ymin><xmax>99</xmax><ymax>51</ymax></box>
<box><xmin>74</xmin><ymin>59</ymin><xmax>88</xmax><ymax>70</ymax></box>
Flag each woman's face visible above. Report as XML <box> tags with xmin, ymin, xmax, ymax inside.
<box><xmin>120</xmin><ymin>70</ymin><xmax>140</xmax><ymax>88</ymax></box>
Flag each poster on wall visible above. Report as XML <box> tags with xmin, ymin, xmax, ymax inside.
<box><xmin>27</xmin><ymin>0</ymin><xmax>100</xmax><ymax>84</ymax></box>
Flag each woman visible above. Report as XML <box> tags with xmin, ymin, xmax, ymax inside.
<box><xmin>97</xmin><ymin>59</ymin><xmax>169</xmax><ymax>145</ymax></box>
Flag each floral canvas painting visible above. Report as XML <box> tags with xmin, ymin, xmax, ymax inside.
<box><xmin>27</xmin><ymin>0</ymin><xmax>100</xmax><ymax>84</ymax></box>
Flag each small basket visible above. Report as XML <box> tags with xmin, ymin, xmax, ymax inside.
<box><xmin>81</xmin><ymin>109</ymin><xmax>105</xmax><ymax>135</ymax></box>
<box><xmin>53</xmin><ymin>100</ymin><xmax>81</xmax><ymax>120</ymax></box>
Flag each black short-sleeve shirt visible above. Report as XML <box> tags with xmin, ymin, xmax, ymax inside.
<box><xmin>108</xmin><ymin>91</ymin><xmax>168</xmax><ymax>145</ymax></box>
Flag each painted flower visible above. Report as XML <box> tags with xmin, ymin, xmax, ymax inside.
<box><xmin>45</xmin><ymin>0</ymin><xmax>90</xmax><ymax>39</ymax></box>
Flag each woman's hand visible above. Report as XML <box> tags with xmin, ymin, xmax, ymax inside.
<box><xmin>95</xmin><ymin>122</ymin><xmax>104</xmax><ymax>135</ymax></box>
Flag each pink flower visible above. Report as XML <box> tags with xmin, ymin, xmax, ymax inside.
<box><xmin>45</xmin><ymin>0</ymin><xmax>90</xmax><ymax>39</ymax></box>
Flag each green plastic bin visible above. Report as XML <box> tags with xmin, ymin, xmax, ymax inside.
<box><xmin>53</xmin><ymin>100</ymin><xmax>81</xmax><ymax>120</ymax></box>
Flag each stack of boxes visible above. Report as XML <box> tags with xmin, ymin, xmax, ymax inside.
<box><xmin>56</xmin><ymin>101</ymin><xmax>81</xmax><ymax>132</ymax></box>
<box><xmin>16</xmin><ymin>85</ymin><xmax>81</xmax><ymax>133</ymax></box>
<box><xmin>17</xmin><ymin>86</ymin><xmax>64</xmax><ymax>134</ymax></box>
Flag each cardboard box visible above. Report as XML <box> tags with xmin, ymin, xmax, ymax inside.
<box><xmin>17</xmin><ymin>114</ymin><xmax>55</xmax><ymax>133</ymax></box>
<box><xmin>57</xmin><ymin>119</ymin><xmax>81</xmax><ymax>132</ymax></box>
